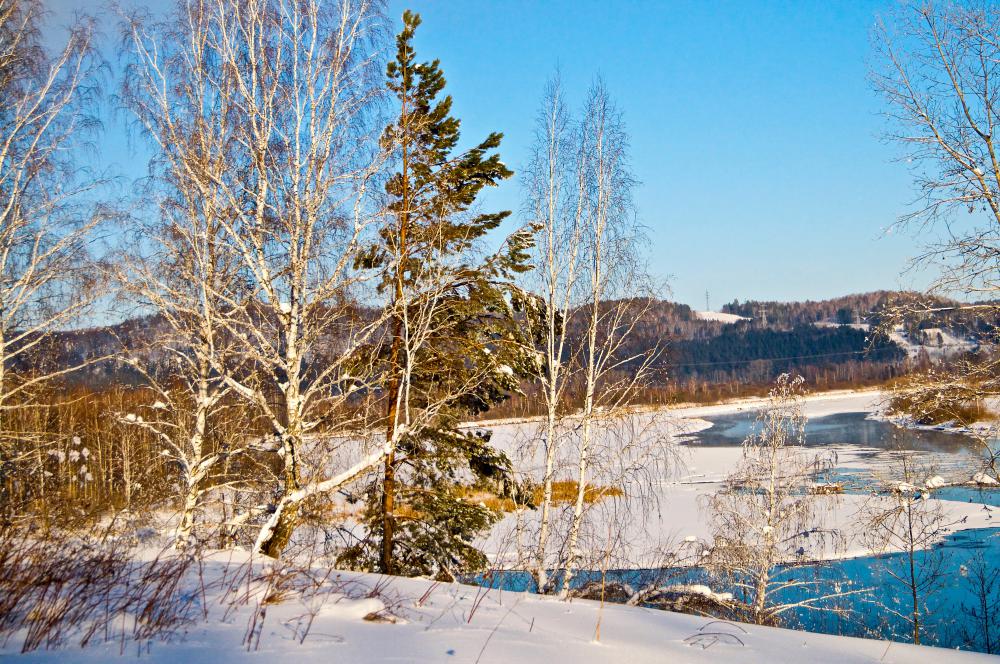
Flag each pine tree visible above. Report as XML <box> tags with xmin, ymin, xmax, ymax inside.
<box><xmin>344</xmin><ymin>10</ymin><xmax>535</xmax><ymax>578</ymax></box>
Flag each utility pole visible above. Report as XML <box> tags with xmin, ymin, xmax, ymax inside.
<box><xmin>705</xmin><ymin>290</ymin><xmax>710</xmax><ymax>312</ymax></box>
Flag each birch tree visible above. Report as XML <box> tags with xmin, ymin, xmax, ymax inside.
<box><xmin>122</xmin><ymin>0</ymin><xmax>393</xmax><ymax>558</ymax></box>
<box><xmin>120</xmin><ymin>0</ymin><xmax>266</xmax><ymax>549</ymax></box>
<box><xmin>520</xmin><ymin>73</ymin><xmax>580</xmax><ymax>592</ymax></box>
<box><xmin>556</xmin><ymin>80</ymin><xmax>659</xmax><ymax>596</ymax></box>
<box><xmin>0</xmin><ymin>0</ymin><xmax>107</xmax><ymax>522</ymax></box>
<box><xmin>861</xmin><ymin>451</ymin><xmax>953</xmax><ymax>645</ymax></box>
<box><xmin>874</xmin><ymin>0</ymin><xmax>1000</xmax><ymax>474</ymax></box>
<box><xmin>218</xmin><ymin>0</ymin><xmax>392</xmax><ymax>558</ymax></box>
<box><xmin>513</xmin><ymin>76</ymin><xmax>669</xmax><ymax>595</ymax></box>
<box><xmin>705</xmin><ymin>375</ymin><xmax>854</xmax><ymax>626</ymax></box>
<box><xmin>960</xmin><ymin>550</ymin><xmax>1000</xmax><ymax>654</ymax></box>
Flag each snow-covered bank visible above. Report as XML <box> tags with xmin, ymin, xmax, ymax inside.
<box><xmin>666</xmin><ymin>388</ymin><xmax>882</xmax><ymax>421</ymax></box>
<box><xmin>468</xmin><ymin>387</ymin><xmax>884</xmax><ymax>429</ymax></box>
<box><xmin>6</xmin><ymin>549</ymin><xmax>992</xmax><ymax>664</ymax></box>
<box><xmin>867</xmin><ymin>409</ymin><xmax>999</xmax><ymax>440</ymax></box>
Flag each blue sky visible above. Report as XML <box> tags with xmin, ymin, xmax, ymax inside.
<box><xmin>385</xmin><ymin>0</ymin><xmax>930</xmax><ymax>309</ymax></box>
<box><xmin>49</xmin><ymin>0</ymin><xmax>931</xmax><ymax>309</ymax></box>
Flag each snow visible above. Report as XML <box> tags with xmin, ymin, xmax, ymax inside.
<box><xmin>665</xmin><ymin>583</ymin><xmax>735</xmax><ymax>602</ymax></box>
<box><xmin>924</xmin><ymin>475</ymin><xmax>946</xmax><ymax>489</ymax></box>
<box><xmin>322</xmin><ymin>595</ymin><xmax>387</xmax><ymax>621</ymax></box>
<box><xmin>663</xmin><ymin>389</ymin><xmax>881</xmax><ymax>422</ymax></box>
<box><xmin>5</xmin><ymin>548</ymin><xmax>992</xmax><ymax>663</ymax></box>
<box><xmin>8</xmin><ymin>388</ymin><xmax>1000</xmax><ymax>662</ymax></box>
<box><xmin>695</xmin><ymin>310</ymin><xmax>750</xmax><ymax>324</ymax></box>
<box><xmin>813</xmin><ymin>321</ymin><xmax>871</xmax><ymax>331</ymax></box>
<box><xmin>972</xmin><ymin>472</ymin><xmax>998</xmax><ymax>486</ymax></box>
<box><xmin>887</xmin><ymin>325</ymin><xmax>976</xmax><ymax>360</ymax></box>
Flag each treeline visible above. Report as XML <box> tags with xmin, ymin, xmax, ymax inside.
<box><xmin>722</xmin><ymin>291</ymin><xmax>901</xmax><ymax>327</ymax></box>
<box><xmin>723</xmin><ymin>290</ymin><xmax>1000</xmax><ymax>339</ymax></box>
<box><xmin>667</xmin><ymin>325</ymin><xmax>904</xmax><ymax>382</ymax></box>
<box><xmin>36</xmin><ymin>294</ymin><xmax>937</xmax><ymax>402</ymax></box>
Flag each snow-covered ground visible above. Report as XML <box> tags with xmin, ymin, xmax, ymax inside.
<box><xmin>811</xmin><ymin>320</ymin><xmax>976</xmax><ymax>359</ymax></box>
<box><xmin>6</xmin><ymin>547</ymin><xmax>993</xmax><ymax>664</ymax></box>
<box><xmin>7</xmin><ymin>389</ymin><xmax>998</xmax><ymax>663</ymax></box>
<box><xmin>667</xmin><ymin>388</ymin><xmax>881</xmax><ymax>420</ymax></box>
<box><xmin>814</xmin><ymin>321</ymin><xmax>871</xmax><ymax>331</ymax></box>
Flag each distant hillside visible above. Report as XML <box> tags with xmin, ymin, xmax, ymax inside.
<box><xmin>579</xmin><ymin>292</ymin><xmax>994</xmax><ymax>391</ymax></box>
<box><xmin>30</xmin><ymin>291</ymin><xmax>995</xmax><ymax>393</ymax></box>
<box><xmin>722</xmin><ymin>291</ymin><xmax>998</xmax><ymax>338</ymax></box>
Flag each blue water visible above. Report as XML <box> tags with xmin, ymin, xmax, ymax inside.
<box><xmin>475</xmin><ymin>528</ymin><xmax>1000</xmax><ymax>650</ymax></box>
<box><xmin>692</xmin><ymin>410</ymin><xmax>980</xmax><ymax>453</ymax></box>
<box><xmin>473</xmin><ymin>412</ymin><xmax>1000</xmax><ymax>652</ymax></box>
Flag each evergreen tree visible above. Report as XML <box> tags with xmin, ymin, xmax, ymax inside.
<box><xmin>344</xmin><ymin>10</ymin><xmax>535</xmax><ymax>578</ymax></box>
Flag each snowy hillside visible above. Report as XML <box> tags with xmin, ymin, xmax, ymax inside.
<box><xmin>695</xmin><ymin>310</ymin><xmax>750</xmax><ymax>324</ymax></box>
<box><xmin>5</xmin><ymin>548</ymin><xmax>993</xmax><ymax>664</ymax></box>
<box><xmin>887</xmin><ymin>325</ymin><xmax>977</xmax><ymax>359</ymax></box>
<box><xmin>811</xmin><ymin>321</ymin><xmax>977</xmax><ymax>359</ymax></box>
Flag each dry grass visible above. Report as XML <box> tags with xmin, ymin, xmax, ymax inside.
<box><xmin>0</xmin><ymin>524</ymin><xmax>201</xmax><ymax>653</ymax></box>
<box><xmin>459</xmin><ymin>480</ymin><xmax>624</xmax><ymax>513</ymax></box>
<box><xmin>888</xmin><ymin>389</ymin><xmax>994</xmax><ymax>426</ymax></box>
<box><xmin>539</xmin><ymin>480</ymin><xmax>624</xmax><ymax>505</ymax></box>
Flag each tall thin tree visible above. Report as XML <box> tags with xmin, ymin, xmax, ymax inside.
<box><xmin>354</xmin><ymin>10</ymin><xmax>535</xmax><ymax>576</ymax></box>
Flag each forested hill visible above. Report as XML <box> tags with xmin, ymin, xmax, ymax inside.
<box><xmin>721</xmin><ymin>291</ymin><xmax>996</xmax><ymax>338</ymax></box>
<box><xmin>35</xmin><ymin>291</ymin><xmax>987</xmax><ymax>392</ymax></box>
<box><xmin>569</xmin><ymin>291</ymin><xmax>990</xmax><ymax>392</ymax></box>
<box><xmin>666</xmin><ymin>324</ymin><xmax>904</xmax><ymax>386</ymax></box>
<box><xmin>721</xmin><ymin>291</ymin><xmax>899</xmax><ymax>327</ymax></box>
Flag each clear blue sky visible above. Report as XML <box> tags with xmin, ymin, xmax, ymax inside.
<box><xmin>49</xmin><ymin>0</ymin><xmax>930</xmax><ymax>309</ymax></box>
<box><xmin>385</xmin><ymin>0</ymin><xmax>930</xmax><ymax>309</ymax></box>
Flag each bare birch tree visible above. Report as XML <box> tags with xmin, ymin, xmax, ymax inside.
<box><xmin>0</xmin><ymin>0</ymin><xmax>108</xmax><ymax>522</ymax></box>
<box><xmin>555</xmin><ymin>80</ymin><xmax>661</xmax><ymax>596</ymax></box>
<box><xmin>510</xmin><ymin>77</ymin><xmax>664</xmax><ymax>595</ymax></box>
<box><xmin>705</xmin><ymin>375</ymin><xmax>854</xmax><ymax>625</ymax></box>
<box><xmin>214</xmin><ymin>0</ymin><xmax>392</xmax><ymax>558</ymax></box>
<box><xmin>519</xmin><ymin>72</ymin><xmax>581</xmax><ymax>591</ymax></box>
<box><xmin>122</xmin><ymin>0</ymin><xmax>393</xmax><ymax>558</ymax></box>
<box><xmin>120</xmin><ymin>0</ymin><xmax>267</xmax><ymax>549</ymax></box>
<box><xmin>861</xmin><ymin>451</ymin><xmax>954</xmax><ymax>645</ymax></box>
<box><xmin>960</xmin><ymin>550</ymin><xmax>1000</xmax><ymax>654</ymax></box>
<box><xmin>874</xmin><ymin>0</ymin><xmax>1000</xmax><ymax>477</ymax></box>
